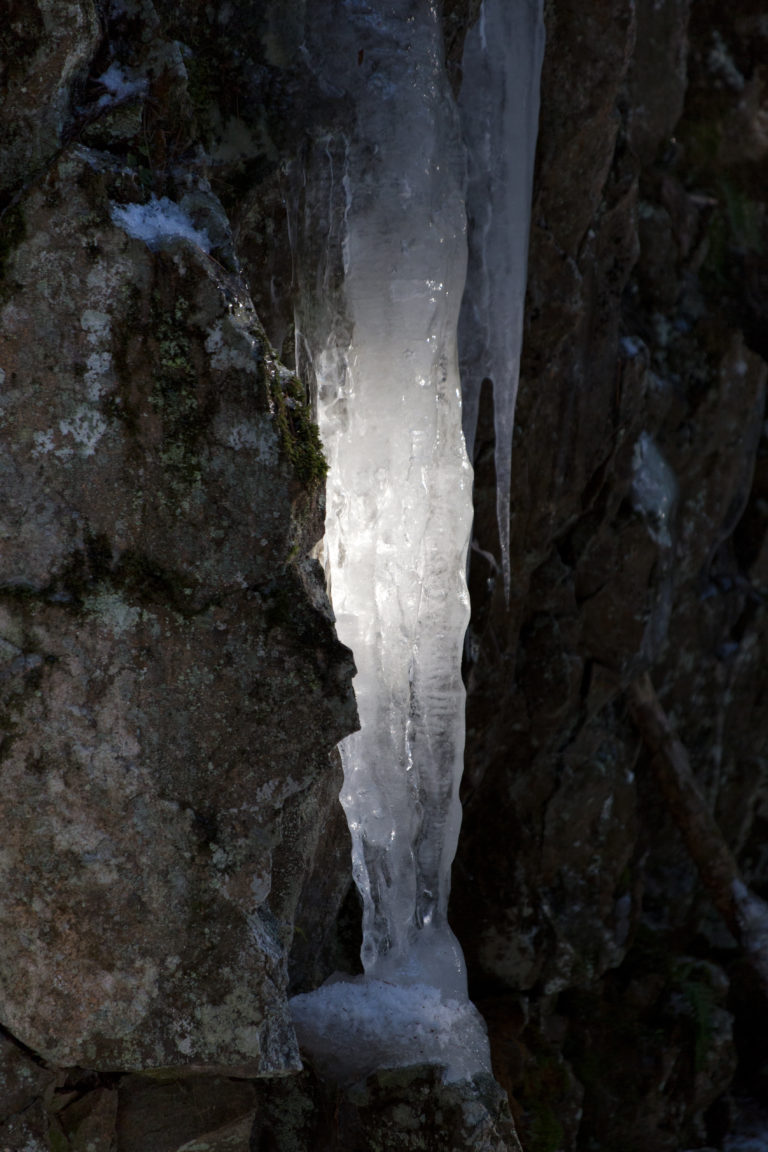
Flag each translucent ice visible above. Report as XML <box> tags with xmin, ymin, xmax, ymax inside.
<box><xmin>286</xmin><ymin>0</ymin><xmax>546</xmax><ymax>1083</ymax></box>
<box><xmin>458</xmin><ymin>0</ymin><xmax>545</xmax><ymax>597</ymax></box>
<box><xmin>296</xmin><ymin>0</ymin><xmax>472</xmax><ymax>999</ymax></box>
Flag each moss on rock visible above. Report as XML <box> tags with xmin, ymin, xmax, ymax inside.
<box><xmin>270</xmin><ymin>371</ymin><xmax>329</xmax><ymax>493</ymax></box>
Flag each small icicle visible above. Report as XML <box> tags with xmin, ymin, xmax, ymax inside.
<box><xmin>458</xmin><ymin>0</ymin><xmax>545</xmax><ymax>599</ymax></box>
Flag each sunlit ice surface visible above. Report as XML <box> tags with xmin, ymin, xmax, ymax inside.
<box><xmin>286</xmin><ymin>0</ymin><xmax>543</xmax><ymax>1084</ymax></box>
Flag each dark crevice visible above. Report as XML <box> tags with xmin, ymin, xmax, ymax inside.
<box><xmin>0</xmin><ymin>1020</ymin><xmax>52</xmax><ymax>1070</ymax></box>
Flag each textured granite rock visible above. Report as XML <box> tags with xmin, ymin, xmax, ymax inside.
<box><xmin>0</xmin><ymin>6</ymin><xmax>356</xmax><ymax>1072</ymax></box>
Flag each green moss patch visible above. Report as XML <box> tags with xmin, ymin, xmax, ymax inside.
<box><xmin>270</xmin><ymin>372</ymin><xmax>328</xmax><ymax>492</ymax></box>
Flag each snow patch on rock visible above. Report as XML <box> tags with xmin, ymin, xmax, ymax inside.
<box><xmin>110</xmin><ymin>196</ymin><xmax>211</xmax><ymax>252</ymax></box>
<box><xmin>289</xmin><ymin>978</ymin><xmax>492</xmax><ymax>1085</ymax></box>
<box><xmin>96</xmin><ymin>62</ymin><xmax>148</xmax><ymax>106</ymax></box>
<box><xmin>631</xmin><ymin>431</ymin><xmax>678</xmax><ymax>547</ymax></box>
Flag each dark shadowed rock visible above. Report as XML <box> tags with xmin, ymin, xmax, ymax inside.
<box><xmin>252</xmin><ymin>1064</ymin><xmax>522</xmax><ymax>1152</ymax></box>
<box><xmin>452</xmin><ymin>0</ymin><xmax>768</xmax><ymax>1145</ymax></box>
<box><xmin>0</xmin><ymin>1033</ymin><xmax>55</xmax><ymax>1122</ymax></box>
<box><xmin>0</xmin><ymin>0</ymin><xmax>100</xmax><ymax>200</ymax></box>
<box><xmin>116</xmin><ymin>1072</ymin><xmax>257</xmax><ymax>1152</ymax></box>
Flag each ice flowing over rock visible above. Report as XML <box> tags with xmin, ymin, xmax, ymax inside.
<box><xmin>295</xmin><ymin>0</ymin><xmax>473</xmax><ymax>1000</ymax></box>
<box><xmin>458</xmin><ymin>0</ymin><xmax>545</xmax><ymax>597</ymax></box>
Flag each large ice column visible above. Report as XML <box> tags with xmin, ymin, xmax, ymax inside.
<box><xmin>458</xmin><ymin>0</ymin><xmax>545</xmax><ymax>598</ymax></box>
<box><xmin>297</xmin><ymin>0</ymin><xmax>472</xmax><ymax>998</ymax></box>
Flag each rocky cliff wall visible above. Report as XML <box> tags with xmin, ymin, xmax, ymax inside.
<box><xmin>1</xmin><ymin>1</ymin><xmax>362</xmax><ymax>1144</ymax></box>
<box><xmin>453</xmin><ymin>0</ymin><xmax>768</xmax><ymax>1148</ymax></box>
<box><xmin>1</xmin><ymin>1</ymin><xmax>767</xmax><ymax>1150</ymax></box>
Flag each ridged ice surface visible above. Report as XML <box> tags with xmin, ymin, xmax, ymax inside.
<box><xmin>458</xmin><ymin>0</ymin><xmax>545</xmax><ymax>597</ymax></box>
<box><xmin>296</xmin><ymin>0</ymin><xmax>473</xmax><ymax>1000</ymax></box>
<box><xmin>287</xmin><ymin>0</ymin><xmax>544</xmax><ymax>1082</ymax></box>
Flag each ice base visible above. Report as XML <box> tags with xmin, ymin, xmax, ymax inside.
<box><xmin>289</xmin><ymin>977</ymin><xmax>492</xmax><ymax>1086</ymax></box>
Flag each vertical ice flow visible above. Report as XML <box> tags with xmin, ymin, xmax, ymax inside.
<box><xmin>296</xmin><ymin>0</ymin><xmax>472</xmax><ymax>999</ymax></box>
<box><xmin>458</xmin><ymin>0</ymin><xmax>545</xmax><ymax>598</ymax></box>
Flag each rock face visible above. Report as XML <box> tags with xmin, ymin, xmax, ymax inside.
<box><xmin>451</xmin><ymin>0</ymin><xmax>768</xmax><ymax>1147</ymax></box>
<box><xmin>0</xmin><ymin>0</ymin><xmax>356</xmax><ymax>1079</ymax></box>
<box><xmin>252</xmin><ymin>1066</ymin><xmax>523</xmax><ymax>1152</ymax></box>
<box><xmin>1</xmin><ymin>0</ymin><xmax>767</xmax><ymax>1149</ymax></box>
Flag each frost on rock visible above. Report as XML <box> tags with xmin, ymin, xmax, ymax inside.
<box><xmin>631</xmin><ymin>431</ymin><xmax>678</xmax><ymax>548</ymax></box>
<box><xmin>458</xmin><ymin>0</ymin><xmax>545</xmax><ymax>598</ymax></box>
<box><xmin>96</xmin><ymin>62</ymin><xmax>147</xmax><ymax>106</ymax></box>
<box><xmin>110</xmin><ymin>196</ymin><xmax>211</xmax><ymax>252</ymax></box>
<box><xmin>289</xmin><ymin>979</ymin><xmax>491</xmax><ymax>1086</ymax></box>
<box><xmin>294</xmin><ymin>0</ymin><xmax>473</xmax><ymax>1008</ymax></box>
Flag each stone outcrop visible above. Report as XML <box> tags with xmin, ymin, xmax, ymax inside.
<box><xmin>252</xmin><ymin>1065</ymin><xmax>522</xmax><ymax>1152</ymax></box>
<box><xmin>452</xmin><ymin>0</ymin><xmax>768</xmax><ymax>1147</ymax></box>
<box><xmin>0</xmin><ymin>0</ymin><xmax>356</xmax><ymax>1085</ymax></box>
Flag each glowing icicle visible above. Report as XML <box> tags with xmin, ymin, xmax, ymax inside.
<box><xmin>295</xmin><ymin>0</ymin><xmax>473</xmax><ymax>1000</ymax></box>
<box><xmin>458</xmin><ymin>0</ymin><xmax>545</xmax><ymax>598</ymax></box>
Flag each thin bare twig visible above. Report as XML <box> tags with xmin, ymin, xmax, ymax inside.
<box><xmin>628</xmin><ymin>672</ymin><xmax>768</xmax><ymax>994</ymax></box>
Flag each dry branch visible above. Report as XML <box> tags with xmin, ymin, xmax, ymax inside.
<box><xmin>628</xmin><ymin>672</ymin><xmax>768</xmax><ymax>995</ymax></box>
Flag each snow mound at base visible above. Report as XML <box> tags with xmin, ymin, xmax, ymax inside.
<box><xmin>289</xmin><ymin>977</ymin><xmax>492</xmax><ymax>1085</ymax></box>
